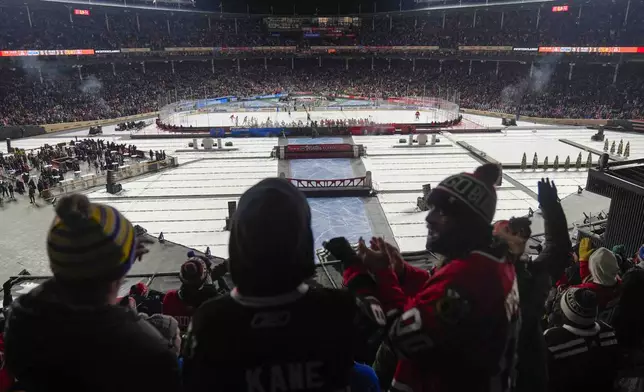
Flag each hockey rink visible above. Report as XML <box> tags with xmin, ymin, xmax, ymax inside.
<box><xmin>164</xmin><ymin>109</ymin><xmax>452</xmax><ymax>128</ymax></box>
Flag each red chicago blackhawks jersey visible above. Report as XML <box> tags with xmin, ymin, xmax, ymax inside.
<box><xmin>345</xmin><ymin>249</ymin><xmax>520</xmax><ymax>392</ymax></box>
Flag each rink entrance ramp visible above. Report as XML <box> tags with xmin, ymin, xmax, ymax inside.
<box><xmin>275</xmin><ymin>143</ymin><xmax>365</xmax><ymax>159</ymax></box>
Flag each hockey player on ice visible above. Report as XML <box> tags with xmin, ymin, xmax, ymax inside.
<box><xmin>415</xmin><ymin>111</ymin><xmax>421</xmax><ymax>120</ymax></box>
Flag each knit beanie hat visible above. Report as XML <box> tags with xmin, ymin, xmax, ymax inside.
<box><xmin>588</xmin><ymin>247</ymin><xmax>620</xmax><ymax>286</ymax></box>
<box><xmin>47</xmin><ymin>194</ymin><xmax>136</xmax><ymax>281</ymax></box>
<box><xmin>560</xmin><ymin>288</ymin><xmax>598</xmax><ymax>327</ymax></box>
<box><xmin>180</xmin><ymin>257</ymin><xmax>208</xmax><ymax>287</ymax></box>
<box><xmin>229</xmin><ymin>178</ymin><xmax>315</xmax><ymax>296</ymax></box>
<box><xmin>426</xmin><ymin>163</ymin><xmax>501</xmax><ymax>224</ymax></box>
<box><xmin>145</xmin><ymin>314</ymin><xmax>179</xmax><ymax>342</ymax></box>
<box><xmin>130</xmin><ymin>282</ymin><xmax>149</xmax><ymax>297</ymax></box>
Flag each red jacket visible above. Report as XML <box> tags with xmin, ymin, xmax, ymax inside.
<box><xmin>0</xmin><ymin>334</ymin><xmax>14</xmax><ymax>392</ymax></box>
<box><xmin>162</xmin><ymin>290</ymin><xmax>195</xmax><ymax>331</ymax></box>
<box><xmin>345</xmin><ymin>250</ymin><xmax>520</xmax><ymax>392</ymax></box>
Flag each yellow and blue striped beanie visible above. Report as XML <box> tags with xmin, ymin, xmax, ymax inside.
<box><xmin>47</xmin><ymin>194</ymin><xmax>136</xmax><ymax>281</ymax></box>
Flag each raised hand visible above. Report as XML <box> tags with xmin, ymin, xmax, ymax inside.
<box><xmin>537</xmin><ymin>178</ymin><xmax>559</xmax><ymax>212</ymax></box>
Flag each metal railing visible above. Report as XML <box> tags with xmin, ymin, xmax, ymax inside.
<box><xmin>287</xmin><ymin>176</ymin><xmax>368</xmax><ymax>189</ymax></box>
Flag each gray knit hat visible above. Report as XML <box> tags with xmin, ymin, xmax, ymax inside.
<box><xmin>145</xmin><ymin>314</ymin><xmax>180</xmax><ymax>342</ymax></box>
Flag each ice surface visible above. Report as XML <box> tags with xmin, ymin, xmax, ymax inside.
<box><xmin>287</xmin><ymin>137</ymin><xmax>344</xmax><ymax>144</ymax></box>
<box><xmin>290</xmin><ymin>159</ymin><xmax>354</xmax><ymax>180</ymax></box>
<box><xmin>166</xmin><ymin>109</ymin><xmax>452</xmax><ymax>129</ymax></box>
<box><xmin>309</xmin><ymin>198</ymin><xmax>372</xmax><ymax>251</ymax></box>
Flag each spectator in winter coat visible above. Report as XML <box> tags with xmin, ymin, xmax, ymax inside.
<box><xmin>343</xmin><ymin>163</ymin><xmax>520</xmax><ymax>392</ymax></box>
<box><xmin>0</xmin><ymin>313</ymin><xmax>14</xmax><ymax>392</ymax></box>
<box><xmin>544</xmin><ymin>288</ymin><xmax>620</xmax><ymax>392</ymax></box>
<box><xmin>182</xmin><ymin>178</ymin><xmax>384</xmax><ymax>392</ymax></box>
<box><xmin>573</xmin><ymin>239</ymin><xmax>621</xmax><ymax>323</ymax></box>
<box><xmin>612</xmin><ymin>257</ymin><xmax>644</xmax><ymax>349</ymax></box>
<box><xmin>162</xmin><ymin>257</ymin><xmax>219</xmax><ymax>332</ymax></box>
<box><xmin>494</xmin><ymin>179</ymin><xmax>571</xmax><ymax>392</ymax></box>
<box><xmin>3</xmin><ymin>194</ymin><xmax>181</xmax><ymax>392</ymax></box>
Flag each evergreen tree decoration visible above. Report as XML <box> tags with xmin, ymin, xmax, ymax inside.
<box><xmin>532</xmin><ymin>153</ymin><xmax>539</xmax><ymax>171</ymax></box>
<box><xmin>564</xmin><ymin>156</ymin><xmax>571</xmax><ymax>171</ymax></box>
<box><xmin>624</xmin><ymin>142</ymin><xmax>630</xmax><ymax>158</ymax></box>
<box><xmin>604</xmin><ymin>139</ymin><xmax>609</xmax><ymax>151</ymax></box>
<box><xmin>586</xmin><ymin>152</ymin><xmax>592</xmax><ymax>169</ymax></box>
<box><xmin>575</xmin><ymin>153</ymin><xmax>582</xmax><ymax>170</ymax></box>
<box><xmin>610</xmin><ymin>141</ymin><xmax>616</xmax><ymax>154</ymax></box>
<box><xmin>520</xmin><ymin>153</ymin><xmax>527</xmax><ymax>171</ymax></box>
<box><xmin>553</xmin><ymin>155</ymin><xmax>560</xmax><ymax>170</ymax></box>
<box><xmin>618</xmin><ymin>139</ymin><xmax>624</xmax><ymax>155</ymax></box>
<box><xmin>543</xmin><ymin>156</ymin><xmax>549</xmax><ymax>170</ymax></box>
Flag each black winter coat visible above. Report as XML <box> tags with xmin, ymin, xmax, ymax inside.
<box><xmin>514</xmin><ymin>202</ymin><xmax>571</xmax><ymax>392</ymax></box>
<box><xmin>4</xmin><ymin>279</ymin><xmax>181</xmax><ymax>392</ymax></box>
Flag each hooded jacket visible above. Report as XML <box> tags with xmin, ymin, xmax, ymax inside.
<box><xmin>4</xmin><ymin>279</ymin><xmax>181</xmax><ymax>392</ymax></box>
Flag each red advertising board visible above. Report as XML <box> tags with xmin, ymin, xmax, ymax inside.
<box><xmin>74</xmin><ymin>9</ymin><xmax>90</xmax><ymax>15</ymax></box>
<box><xmin>285</xmin><ymin>144</ymin><xmax>353</xmax><ymax>153</ymax></box>
<box><xmin>0</xmin><ymin>49</ymin><xmax>95</xmax><ymax>57</ymax></box>
<box><xmin>551</xmin><ymin>5</ymin><xmax>569</xmax><ymax>12</ymax></box>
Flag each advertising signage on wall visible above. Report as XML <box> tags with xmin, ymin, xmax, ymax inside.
<box><xmin>538</xmin><ymin>46</ymin><xmax>644</xmax><ymax>53</ymax></box>
<box><xmin>73</xmin><ymin>9</ymin><xmax>90</xmax><ymax>16</ymax></box>
<box><xmin>551</xmin><ymin>5</ymin><xmax>569</xmax><ymax>12</ymax></box>
<box><xmin>513</xmin><ymin>47</ymin><xmax>539</xmax><ymax>52</ymax></box>
<box><xmin>0</xmin><ymin>49</ymin><xmax>94</xmax><ymax>57</ymax></box>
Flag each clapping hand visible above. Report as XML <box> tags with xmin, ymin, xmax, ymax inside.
<box><xmin>358</xmin><ymin>237</ymin><xmax>394</xmax><ymax>273</ymax></box>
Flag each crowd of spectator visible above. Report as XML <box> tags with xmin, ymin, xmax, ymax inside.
<box><xmin>0</xmin><ymin>138</ymin><xmax>150</xmax><ymax>204</ymax></box>
<box><xmin>1</xmin><ymin>59</ymin><xmax>642</xmax><ymax>126</ymax></box>
<box><xmin>1</xmin><ymin>168</ymin><xmax>644</xmax><ymax>391</ymax></box>
<box><xmin>0</xmin><ymin>0</ymin><xmax>643</xmax><ymax>50</ymax></box>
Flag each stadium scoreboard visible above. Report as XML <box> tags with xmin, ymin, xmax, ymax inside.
<box><xmin>264</xmin><ymin>17</ymin><xmax>360</xmax><ymax>39</ymax></box>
